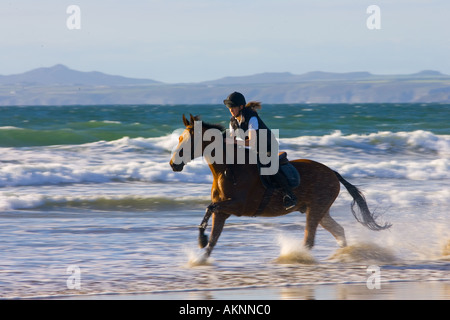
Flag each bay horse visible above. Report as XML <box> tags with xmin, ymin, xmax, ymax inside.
<box><xmin>169</xmin><ymin>114</ymin><xmax>390</xmax><ymax>259</ymax></box>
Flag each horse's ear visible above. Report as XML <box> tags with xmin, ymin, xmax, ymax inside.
<box><xmin>182</xmin><ymin>114</ymin><xmax>189</xmax><ymax>127</ymax></box>
<box><xmin>190</xmin><ymin>114</ymin><xmax>201</xmax><ymax>123</ymax></box>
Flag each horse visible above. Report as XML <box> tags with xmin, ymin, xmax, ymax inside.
<box><xmin>169</xmin><ymin>114</ymin><xmax>391</xmax><ymax>259</ymax></box>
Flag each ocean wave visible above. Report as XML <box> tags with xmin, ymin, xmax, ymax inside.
<box><xmin>0</xmin><ymin>193</ymin><xmax>210</xmax><ymax>211</ymax></box>
<box><xmin>0</xmin><ymin>123</ymin><xmax>170</xmax><ymax>148</ymax></box>
<box><xmin>0</xmin><ymin>126</ymin><xmax>24</xmax><ymax>130</ymax></box>
<box><xmin>82</xmin><ymin>131</ymin><xmax>182</xmax><ymax>153</ymax></box>
<box><xmin>2</xmin><ymin>155</ymin><xmax>448</xmax><ymax>190</ymax></box>
<box><xmin>0</xmin><ymin>152</ymin><xmax>448</xmax><ymax>189</ymax></box>
<box><xmin>335</xmin><ymin>158</ymin><xmax>450</xmax><ymax>180</ymax></box>
<box><xmin>1</xmin><ymin>129</ymin><xmax>448</xmax><ymax>188</ymax></box>
<box><xmin>0</xmin><ymin>127</ymin><xmax>101</xmax><ymax>147</ymax></box>
<box><xmin>281</xmin><ymin>130</ymin><xmax>450</xmax><ymax>155</ymax></box>
<box><xmin>0</xmin><ymin>156</ymin><xmax>213</xmax><ymax>187</ymax></box>
<box><xmin>1</xmin><ymin>179</ymin><xmax>449</xmax><ymax>212</ymax></box>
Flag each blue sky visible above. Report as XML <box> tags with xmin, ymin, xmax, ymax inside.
<box><xmin>1</xmin><ymin>0</ymin><xmax>449</xmax><ymax>83</ymax></box>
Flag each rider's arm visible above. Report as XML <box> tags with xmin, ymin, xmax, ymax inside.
<box><xmin>225</xmin><ymin>117</ymin><xmax>258</xmax><ymax>149</ymax></box>
<box><xmin>225</xmin><ymin>123</ymin><xmax>236</xmax><ymax>144</ymax></box>
<box><xmin>245</xmin><ymin>117</ymin><xmax>258</xmax><ymax>149</ymax></box>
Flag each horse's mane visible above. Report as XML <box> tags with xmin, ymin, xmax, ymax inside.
<box><xmin>202</xmin><ymin>121</ymin><xmax>225</xmax><ymax>132</ymax></box>
<box><xmin>191</xmin><ymin>115</ymin><xmax>225</xmax><ymax>133</ymax></box>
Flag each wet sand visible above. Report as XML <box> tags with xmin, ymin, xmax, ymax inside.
<box><xmin>58</xmin><ymin>280</ymin><xmax>449</xmax><ymax>300</ymax></box>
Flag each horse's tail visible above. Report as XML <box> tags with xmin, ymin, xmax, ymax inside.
<box><xmin>334</xmin><ymin>171</ymin><xmax>391</xmax><ymax>231</ymax></box>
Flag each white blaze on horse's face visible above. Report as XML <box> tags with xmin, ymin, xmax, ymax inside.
<box><xmin>170</xmin><ymin>127</ymin><xmax>193</xmax><ymax>171</ymax></box>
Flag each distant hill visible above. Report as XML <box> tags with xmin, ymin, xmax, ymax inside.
<box><xmin>202</xmin><ymin>70</ymin><xmax>450</xmax><ymax>85</ymax></box>
<box><xmin>1</xmin><ymin>65</ymin><xmax>449</xmax><ymax>105</ymax></box>
<box><xmin>202</xmin><ymin>71</ymin><xmax>377</xmax><ymax>85</ymax></box>
<box><xmin>0</xmin><ymin>64</ymin><xmax>160</xmax><ymax>86</ymax></box>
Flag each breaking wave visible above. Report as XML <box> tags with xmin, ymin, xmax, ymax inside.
<box><xmin>0</xmin><ymin>130</ymin><xmax>449</xmax><ymax>189</ymax></box>
<box><xmin>281</xmin><ymin>130</ymin><xmax>450</xmax><ymax>156</ymax></box>
<box><xmin>0</xmin><ymin>193</ymin><xmax>210</xmax><ymax>211</ymax></box>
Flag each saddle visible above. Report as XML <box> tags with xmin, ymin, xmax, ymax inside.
<box><xmin>259</xmin><ymin>152</ymin><xmax>300</xmax><ymax>189</ymax></box>
<box><xmin>254</xmin><ymin>152</ymin><xmax>301</xmax><ymax>216</ymax></box>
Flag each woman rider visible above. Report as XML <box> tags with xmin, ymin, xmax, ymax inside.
<box><xmin>223</xmin><ymin>92</ymin><xmax>297</xmax><ymax>210</ymax></box>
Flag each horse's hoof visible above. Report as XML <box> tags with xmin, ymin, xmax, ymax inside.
<box><xmin>198</xmin><ymin>234</ymin><xmax>208</xmax><ymax>248</ymax></box>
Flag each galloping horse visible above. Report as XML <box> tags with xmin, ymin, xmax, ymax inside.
<box><xmin>169</xmin><ymin>114</ymin><xmax>390</xmax><ymax>259</ymax></box>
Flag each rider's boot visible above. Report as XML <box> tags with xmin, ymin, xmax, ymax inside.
<box><xmin>272</xmin><ymin>171</ymin><xmax>297</xmax><ymax>210</ymax></box>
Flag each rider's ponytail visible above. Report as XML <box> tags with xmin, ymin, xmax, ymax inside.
<box><xmin>245</xmin><ymin>101</ymin><xmax>261</xmax><ymax>111</ymax></box>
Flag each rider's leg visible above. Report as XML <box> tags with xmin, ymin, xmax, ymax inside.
<box><xmin>271</xmin><ymin>171</ymin><xmax>297</xmax><ymax>210</ymax></box>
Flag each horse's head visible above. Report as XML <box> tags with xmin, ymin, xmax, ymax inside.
<box><xmin>169</xmin><ymin>114</ymin><xmax>200</xmax><ymax>172</ymax></box>
<box><xmin>170</xmin><ymin>114</ymin><xmax>226</xmax><ymax>172</ymax></box>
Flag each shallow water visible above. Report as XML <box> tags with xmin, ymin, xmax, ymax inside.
<box><xmin>0</xmin><ymin>204</ymin><xmax>448</xmax><ymax>299</ymax></box>
<box><xmin>0</xmin><ymin>104</ymin><xmax>448</xmax><ymax>299</ymax></box>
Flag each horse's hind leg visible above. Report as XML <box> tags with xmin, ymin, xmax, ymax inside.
<box><xmin>320</xmin><ymin>210</ymin><xmax>347</xmax><ymax>248</ymax></box>
<box><xmin>304</xmin><ymin>206</ymin><xmax>327</xmax><ymax>249</ymax></box>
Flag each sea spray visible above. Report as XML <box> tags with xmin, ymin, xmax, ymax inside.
<box><xmin>274</xmin><ymin>235</ymin><xmax>316</xmax><ymax>264</ymax></box>
<box><xmin>442</xmin><ymin>239</ymin><xmax>450</xmax><ymax>258</ymax></box>
<box><xmin>328</xmin><ymin>242</ymin><xmax>397</xmax><ymax>263</ymax></box>
<box><xmin>185</xmin><ymin>248</ymin><xmax>214</xmax><ymax>267</ymax></box>
<box><xmin>361</xmin><ymin>218</ymin><xmax>449</xmax><ymax>261</ymax></box>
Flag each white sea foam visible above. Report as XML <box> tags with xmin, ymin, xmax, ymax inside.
<box><xmin>0</xmin><ymin>126</ymin><xmax>24</xmax><ymax>130</ymax></box>
<box><xmin>281</xmin><ymin>130</ymin><xmax>450</xmax><ymax>155</ymax></box>
<box><xmin>0</xmin><ymin>193</ymin><xmax>45</xmax><ymax>211</ymax></box>
<box><xmin>0</xmin><ymin>131</ymin><xmax>448</xmax><ymax>196</ymax></box>
<box><xmin>335</xmin><ymin>158</ymin><xmax>450</xmax><ymax>180</ymax></box>
<box><xmin>0</xmin><ymin>130</ymin><xmax>448</xmax><ymax>211</ymax></box>
<box><xmin>0</xmin><ymin>186</ymin><xmax>282</xmax><ymax>210</ymax></box>
<box><xmin>2</xmin><ymin>150</ymin><xmax>447</xmax><ymax>189</ymax></box>
<box><xmin>3</xmin><ymin>156</ymin><xmax>443</xmax><ymax>189</ymax></box>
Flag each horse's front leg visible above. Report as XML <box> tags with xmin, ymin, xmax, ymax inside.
<box><xmin>198</xmin><ymin>199</ymin><xmax>240</xmax><ymax>257</ymax></box>
<box><xmin>198</xmin><ymin>199</ymin><xmax>240</xmax><ymax>247</ymax></box>
<box><xmin>204</xmin><ymin>211</ymin><xmax>230</xmax><ymax>258</ymax></box>
<box><xmin>198</xmin><ymin>205</ymin><xmax>213</xmax><ymax>248</ymax></box>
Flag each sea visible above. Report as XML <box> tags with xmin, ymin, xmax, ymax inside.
<box><xmin>0</xmin><ymin>103</ymin><xmax>449</xmax><ymax>299</ymax></box>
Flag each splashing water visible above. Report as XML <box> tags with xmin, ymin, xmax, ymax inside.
<box><xmin>274</xmin><ymin>235</ymin><xmax>316</xmax><ymax>264</ymax></box>
<box><xmin>185</xmin><ymin>248</ymin><xmax>213</xmax><ymax>267</ymax></box>
<box><xmin>328</xmin><ymin>242</ymin><xmax>397</xmax><ymax>263</ymax></box>
<box><xmin>443</xmin><ymin>239</ymin><xmax>450</xmax><ymax>258</ymax></box>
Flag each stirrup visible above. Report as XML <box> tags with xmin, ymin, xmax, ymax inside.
<box><xmin>283</xmin><ymin>195</ymin><xmax>297</xmax><ymax>210</ymax></box>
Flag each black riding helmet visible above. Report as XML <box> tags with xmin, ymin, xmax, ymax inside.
<box><xmin>224</xmin><ymin>92</ymin><xmax>246</xmax><ymax>108</ymax></box>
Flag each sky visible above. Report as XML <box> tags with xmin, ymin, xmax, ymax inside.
<box><xmin>0</xmin><ymin>0</ymin><xmax>449</xmax><ymax>83</ymax></box>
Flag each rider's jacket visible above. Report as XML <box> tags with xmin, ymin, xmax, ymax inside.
<box><xmin>229</xmin><ymin>107</ymin><xmax>277</xmax><ymax>157</ymax></box>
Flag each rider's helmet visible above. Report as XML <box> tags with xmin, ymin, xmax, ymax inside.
<box><xmin>223</xmin><ymin>92</ymin><xmax>246</xmax><ymax>108</ymax></box>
